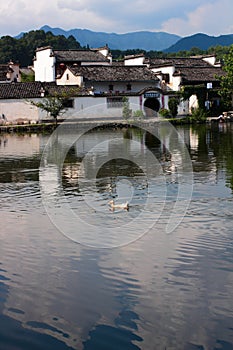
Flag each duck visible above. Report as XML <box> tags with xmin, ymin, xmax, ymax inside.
<box><xmin>108</xmin><ymin>200</ymin><xmax>129</xmax><ymax>210</ymax></box>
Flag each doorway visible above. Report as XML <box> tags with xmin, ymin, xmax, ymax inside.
<box><xmin>144</xmin><ymin>98</ymin><xmax>160</xmax><ymax>117</ymax></box>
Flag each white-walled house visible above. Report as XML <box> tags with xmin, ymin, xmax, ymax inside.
<box><xmin>33</xmin><ymin>46</ymin><xmax>112</xmax><ymax>82</ymax></box>
<box><xmin>57</xmin><ymin>64</ymin><xmax>159</xmax><ymax>93</ymax></box>
<box><xmin>0</xmin><ymin>80</ymin><xmax>165</xmax><ymax>123</ymax></box>
<box><xmin>150</xmin><ymin>56</ymin><xmax>225</xmax><ymax>114</ymax></box>
<box><xmin>56</xmin><ymin>64</ymin><xmax>164</xmax><ymax>118</ymax></box>
<box><xmin>33</xmin><ymin>47</ymin><xmax>56</xmax><ymax>82</ymax></box>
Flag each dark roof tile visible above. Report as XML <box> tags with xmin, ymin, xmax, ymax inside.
<box><xmin>176</xmin><ymin>66</ymin><xmax>225</xmax><ymax>83</ymax></box>
<box><xmin>68</xmin><ymin>65</ymin><xmax>159</xmax><ymax>82</ymax></box>
<box><xmin>54</xmin><ymin>50</ymin><xmax>109</xmax><ymax>63</ymax></box>
<box><xmin>0</xmin><ymin>82</ymin><xmax>88</xmax><ymax>99</ymax></box>
<box><xmin>150</xmin><ymin>57</ymin><xmax>214</xmax><ymax>68</ymax></box>
<box><xmin>0</xmin><ymin>82</ymin><xmax>43</xmax><ymax>99</ymax></box>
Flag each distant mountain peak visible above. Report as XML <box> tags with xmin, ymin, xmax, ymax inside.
<box><xmin>165</xmin><ymin>32</ymin><xmax>233</xmax><ymax>52</ymax></box>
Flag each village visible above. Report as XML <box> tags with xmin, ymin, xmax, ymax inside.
<box><xmin>0</xmin><ymin>45</ymin><xmax>227</xmax><ymax>126</ymax></box>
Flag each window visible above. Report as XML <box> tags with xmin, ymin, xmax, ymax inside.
<box><xmin>126</xmin><ymin>83</ymin><xmax>132</xmax><ymax>91</ymax></box>
<box><xmin>62</xmin><ymin>99</ymin><xmax>74</xmax><ymax>108</ymax></box>
<box><xmin>109</xmin><ymin>84</ymin><xmax>114</xmax><ymax>91</ymax></box>
<box><xmin>162</xmin><ymin>73</ymin><xmax>170</xmax><ymax>83</ymax></box>
<box><xmin>107</xmin><ymin>97</ymin><xmax>124</xmax><ymax>108</ymax></box>
<box><xmin>66</xmin><ymin>74</ymin><xmax>69</xmax><ymax>81</ymax></box>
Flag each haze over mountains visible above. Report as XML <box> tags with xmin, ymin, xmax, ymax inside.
<box><xmin>40</xmin><ymin>25</ymin><xmax>180</xmax><ymax>51</ymax></box>
<box><xmin>36</xmin><ymin>25</ymin><xmax>233</xmax><ymax>52</ymax></box>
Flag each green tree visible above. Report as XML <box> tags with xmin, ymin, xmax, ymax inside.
<box><xmin>122</xmin><ymin>96</ymin><xmax>132</xmax><ymax>119</ymax></box>
<box><xmin>168</xmin><ymin>97</ymin><xmax>179</xmax><ymax>117</ymax></box>
<box><xmin>21</xmin><ymin>71</ymin><xmax>35</xmax><ymax>82</ymax></box>
<box><xmin>133</xmin><ymin>109</ymin><xmax>144</xmax><ymax>120</ymax></box>
<box><xmin>30</xmin><ymin>96</ymin><xmax>65</xmax><ymax>125</ymax></box>
<box><xmin>0</xmin><ymin>30</ymin><xmax>82</xmax><ymax>66</ymax></box>
<box><xmin>218</xmin><ymin>45</ymin><xmax>233</xmax><ymax>109</ymax></box>
<box><xmin>29</xmin><ymin>89</ymin><xmax>79</xmax><ymax>125</ymax></box>
<box><xmin>180</xmin><ymin>84</ymin><xmax>207</xmax><ymax>109</ymax></box>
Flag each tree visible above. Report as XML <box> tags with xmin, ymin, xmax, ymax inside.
<box><xmin>21</xmin><ymin>71</ymin><xmax>35</xmax><ymax>82</ymax></box>
<box><xmin>168</xmin><ymin>97</ymin><xmax>179</xmax><ymax>117</ymax></box>
<box><xmin>122</xmin><ymin>96</ymin><xmax>132</xmax><ymax>119</ymax></box>
<box><xmin>218</xmin><ymin>45</ymin><xmax>233</xmax><ymax>109</ymax></box>
<box><xmin>29</xmin><ymin>89</ymin><xmax>79</xmax><ymax>125</ymax></box>
<box><xmin>31</xmin><ymin>97</ymin><xmax>65</xmax><ymax>124</ymax></box>
<box><xmin>0</xmin><ymin>30</ymin><xmax>82</xmax><ymax>66</ymax></box>
<box><xmin>179</xmin><ymin>84</ymin><xmax>207</xmax><ymax>109</ymax></box>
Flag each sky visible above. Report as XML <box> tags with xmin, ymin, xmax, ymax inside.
<box><xmin>0</xmin><ymin>0</ymin><xmax>233</xmax><ymax>38</ymax></box>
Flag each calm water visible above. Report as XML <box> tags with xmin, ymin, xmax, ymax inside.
<box><xmin>1</xmin><ymin>122</ymin><xmax>233</xmax><ymax>350</ymax></box>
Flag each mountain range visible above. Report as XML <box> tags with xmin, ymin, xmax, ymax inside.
<box><xmin>40</xmin><ymin>25</ymin><xmax>181</xmax><ymax>51</ymax></box>
<box><xmin>37</xmin><ymin>25</ymin><xmax>233</xmax><ymax>52</ymax></box>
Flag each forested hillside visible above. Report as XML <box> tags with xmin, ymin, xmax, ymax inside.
<box><xmin>0</xmin><ymin>30</ymin><xmax>82</xmax><ymax>66</ymax></box>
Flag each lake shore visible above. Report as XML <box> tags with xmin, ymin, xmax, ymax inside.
<box><xmin>0</xmin><ymin>116</ymin><xmax>210</xmax><ymax>134</ymax></box>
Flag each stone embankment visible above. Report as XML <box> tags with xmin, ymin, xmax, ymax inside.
<box><xmin>0</xmin><ymin>117</ymin><xmax>164</xmax><ymax>133</ymax></box>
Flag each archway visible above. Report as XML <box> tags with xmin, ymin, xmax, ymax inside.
<box><xmin>144</xmin><ymin>98</ymin><xmax>160</xmax><ymax>118</ymax></box>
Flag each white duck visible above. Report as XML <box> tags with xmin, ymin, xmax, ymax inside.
<box><xmin>108</xmin><ymin>200</ymin><xmax>129</xmax><ymax>210</ymax></box>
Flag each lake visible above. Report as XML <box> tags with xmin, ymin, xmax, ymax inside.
<box><xmin>0</xmin><ymin>121</ymin><xmax>233</xmax><ymax>350</ymax></box>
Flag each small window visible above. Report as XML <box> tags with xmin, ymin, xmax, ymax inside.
<box><xmin>62</xmin><ymin>99</ymin><xmax>74</xmax><ymax>108</ymax></box>
<box><xmin>162</xmin><ymin>73</ymin><xmax>170</xmax><ymax>83</ymax></box>
<box><xmin>126</xmin><ymin>83</ymin><xmax>132</xmax><ymax>91</ymax></box>
<box><xmin>109</xmin><ymin>84</ymin><xmax>114</xmax><ymax>91</ymax></box>
<box><xmin>66</xmin><ymin>74</ymin><xmax>69</xmax><ymax>80</ymax></box>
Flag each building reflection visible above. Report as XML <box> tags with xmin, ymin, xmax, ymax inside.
<box><xmin>1</xmin><ymin>125</ymin><xmax>233</xmax><ymax>349</ymax></box>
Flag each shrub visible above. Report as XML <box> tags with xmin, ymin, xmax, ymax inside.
<box><xmin>189</xmin><ymin>107</ymin><xmax>209</xmax><ymax>121</ymax></box>
<box><xmin>168</xmin><ymin>98</ymin><xmax>179</xmax><ymax>117</ymax></box>
<box><xmin>133</xmin><ymin>110</ymin><xmax>144</xmax><ymax>119</ymax></box>
<box><xmin>159</xmin><ymin>108</ymin><xmax>170</xmax><ymax>118</ymax></box>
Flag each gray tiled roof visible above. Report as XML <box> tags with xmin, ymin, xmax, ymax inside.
<box><xmin>150</xmin><ymin>57</ymin><xmax>213</xmax><ymax>68</ymax></box>
<box><xmin>124</xmin><ymin>53</ymin><xmax>145</xmax><ymax>60</ymax></box>
<box><xmin>0</xmin><ymin>82</ymin><xmax>43</xmax><ymax>99</ymax></box>
<box><xmin>54</xmin><ymin>50</ymin><xmax>110</xmax><ymax>63</ymax></box>
<box><xmin>174</xmin><ymin>66</ymin><xmax>225</xmax><ymax>83</ymax></box>
<box><xmin>45</xmin><ymin>84</ymin><xmax>87</xmax><ymax>96</ymax></box>
<box><xmin>0</xmin><ymin>82</ymin><xmax>88</xmax><ymax>99</ymax></box>
<box><xmin>69</xmin><ymin>65</ymin><xmax>159</xmax><ymax>82</ymax></box>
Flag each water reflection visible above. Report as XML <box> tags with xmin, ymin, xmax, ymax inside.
<box><xmin>0</xmin><ymin>124</ymin><xmax>233</xmax><ymax>349</ymax></box>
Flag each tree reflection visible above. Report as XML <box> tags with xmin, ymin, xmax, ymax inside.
<box><xmin>188</xmin><ymin>123</ymin><xmax>233</xmax><ymax>192</ymax></box>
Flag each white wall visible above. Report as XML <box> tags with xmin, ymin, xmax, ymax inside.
<box><xmin>57</xmin><ymin>96</ymin><xmax>143</xmax><ymax>120</ymax></box>
<box><xmin>177</xmin><ymin>99</ymin><xmax>189</xmax><ymax>115</ymax></box>
<box><xmin>34</xmin><ymin>47</ymin><xmax>56</xmax><ymax>82</ymax></box>
<box><xmin>85</xmin><ymin>81</ymin><xmax>157</xmax><ymax>94</ymax></box>
<box><xmin>202</xmin><ymin>56</ymin><xmax>220</xmax><ymax>67</ymax></box>
<box><xmin>0</xmin><ymin>99</ymin><xmax>40</xmax><ymax>123</ymax></box>
<box><xmin>57</xmin><ymin>68</ymin><xmax>83</xmax><ymax>86</ymax></box>
<box><xmin>0</xmin><ymin>94</ymin><xmax>164</xmax><ymax>123</ymax></box>
<box><xmin>172</xmin><ymin>76</ymin><xmax>182</xmax><ymax>91</ymax></box>
<box><xmin>124</xmin><ymin>57</ymin><xmax>145</xmax><ymax>66</ymax></box>
<box><xmin>189</xmin><ymin>94</ymin><xmax>199</xmax><ymax>112</ymax></box>
<box><xmin>151</xmin><ymin>66</ymin><xmax>179</xmax><ymax>91</ymax></box>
